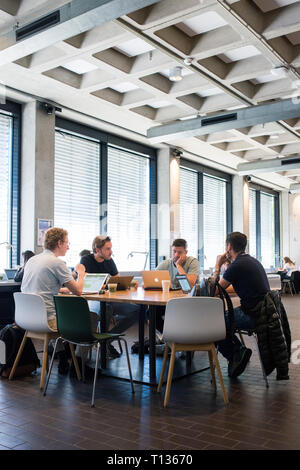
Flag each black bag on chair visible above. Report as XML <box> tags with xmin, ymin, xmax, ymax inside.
<box><xmin>0</xmin><ymin>324</ymin><xmax>40</xmax><ymax>377</ymax></box>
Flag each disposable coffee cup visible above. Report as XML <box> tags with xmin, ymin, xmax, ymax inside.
<box><xmin>162</xmin><ymin>280</ymin><xmax>170</xmax><ymax>293</ymax></box>
<box><xmin>130</xmin><ymin>280</ymin><xmax>138</xmax><ymax>290</ymax></box>
<box><xmin>108</xmin><ymin>283</ymin><xmax>118</xmax><ymax>293</ymax></box>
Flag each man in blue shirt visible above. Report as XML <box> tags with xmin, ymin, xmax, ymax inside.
<box><xmin>214</xmin><ymin>232</ymin><xmax>270</xmax><ymax>379</ymax></box>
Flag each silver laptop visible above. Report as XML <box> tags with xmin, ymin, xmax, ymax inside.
<box><xmin>142</xmin><ymin>270</ymin><xmax>171</xmax><ymax>290</ymax></box>
<box><xmin>82</xmin><ymin>273</ymin><xmax>108</xmax><ymax>294</ymax></box>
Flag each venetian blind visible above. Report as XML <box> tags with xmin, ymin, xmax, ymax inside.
<box><xmin>180</xmin><ymin>167</ymin><xmax>198</xmax><ymax>258</ymax></box>
<box><xmin>260</xmin><ymin>192</ymin><xmax>275</xmax><ymax>268</ymax></box>
<box><xmin>54</xmin><ymin>129</ymin><xmax>100</xmax><ymax>267</ymax></box>
<box><xmin>203</xmin><ymin>174</ymin><xmax>227</xmax><ymax>270</ymax></box>
<box><xmin>107</xmin><ymin>145</ymin><xmax>150</xmax><ymax>271</ymax></box>
<box><xmin>0</xmin><ymin>113</ymin><xmax>12</xmax><ymax>269</ymax></box>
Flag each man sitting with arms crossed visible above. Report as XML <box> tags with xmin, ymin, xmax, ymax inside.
<box><xmin>21</xmin><ymin>227</ymin><xmax>95</xmax><ymax>374</ymax></box>
<box><xmin>80</xmin><ymin>235</ymin><xmax>140</xmax><ymax>359</ymax></box>
<box><xmin>154</xmin><ymin>238</ymin><xmax>199</xmax><ymax>333</ymax></box>
<box><xmin>213</xmin><ymin>231</ymin><xmax>270</xmax><ymax>378</ymax></box>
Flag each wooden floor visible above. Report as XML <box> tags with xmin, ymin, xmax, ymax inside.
<box><xmin>0</xmin><ymin>294</ymin><xmax>299</xmax><ymax>451</ymax></box>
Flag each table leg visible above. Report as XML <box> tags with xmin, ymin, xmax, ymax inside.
<box><xmin>149</xmin><ymin>305</ymin><xmax>157</xmax><ymax>385</ymax></box>
<box><xmin>138</xmin><ymin>305</ymin><xmax>145</xmax><ymax>360</ymax></box>
<box><xmin>100</xmin><ymin>301</ymin><xmax>107</xmax><ymax>369</ymax></box>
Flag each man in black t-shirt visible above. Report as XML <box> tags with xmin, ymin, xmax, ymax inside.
<box><xmin>214</xmin><ymin>232</ymin><xmax>270</xmax><ymax>379</ymax></box>
<box><xmin>81</xmin><ymin>235</ymin><xmax>139</xmax><ymax>359</ymax></box>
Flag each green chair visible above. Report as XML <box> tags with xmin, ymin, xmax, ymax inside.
<box><xmin>43</xmin><ymin>295</ymin><xmax>134</xmax><ymax>407</ymax></box>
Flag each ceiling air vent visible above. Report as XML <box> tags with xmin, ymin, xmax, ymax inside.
<box><xmin>201</xmin><ymin>113</ymin><xmax>237</xmax><ymax>127</ymax></box>
<box><xmin>16</xmin><ymin>10</ymin><xmax>60</xmax><ymax>41</ymax></box>
<box><xmin>281</xmin><ymin>157</ymin><xmax>300</xmax><ymax>166</ymax></box>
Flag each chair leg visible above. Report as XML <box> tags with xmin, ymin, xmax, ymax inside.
<box><xmin>91</xmin><ymin>342</ymin><xmax>101</xmax><ymax>408</ymax></box>
<box><xmin>163</xmin><ymin>343</ymin><xmax>176</xmax><ymax>408</ymax></box>
<box><xmin>211</xmin><ymin>345</ymin><xmax>229</xmax><ymax>404</ymax></box>
<box><xmin>69</xmin><ymin>343</ymin><xmax>81</xmax><ymax>381</ymax></box>
<box><xmin>253</xmin><ymin>333</ymin><xmax>269</xmax><ymax>388</ymax></box>
<box><xmin>43</xmin><ymin>337</ymin><xmax>61</xmax><ymax>396</ymax></box>
<box><xmin>208</xmin><ymin>350</ymin><xmax>216</xmax><ymax>392</ymax></box>
<box><xmin>157</xmin><ymin>343</ymin><xmax>169</xmax><ymax>392</ymax></box>
<box><xmin>8</xmin><ymin>331</ymin><xmax>28</xmax><ymax>380</ymax></box>
<box><xmin>40</xmin><ymin>334</ymin><xmax>50</xmax><ymax>389</ymax></box>
<box><xmin>119</xmin><ymin>338</ymin><xmax>134</xmax><ymax>393</ymax></box>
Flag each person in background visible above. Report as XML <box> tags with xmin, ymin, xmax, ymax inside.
<box><xmin>79</xmin><ymin>249</ymin><xmax>91</xmax><ymax>258</ymax></box>
<box><xmin>278</xmin><ymin>257</ymin><xmax>297</xmax><ymax>279</ymax></box>
<box><xmin>14</xmin><ymin>250</ymin><xmax>35</xmax><ymax>282</ymax></box>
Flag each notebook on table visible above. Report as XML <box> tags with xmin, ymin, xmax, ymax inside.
<box><xmin>107</xmin><ymin>275</ymin><xmax>133</xmax><ymax>290</ymax></box>
<box><xmin>82</xmin><ymin>273</ymin><xmax>109</xmax><ymax>294</ymax></box>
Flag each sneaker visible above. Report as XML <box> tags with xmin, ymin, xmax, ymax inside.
<box><xmin>107</xmin><ymin>343</ymin><xmax>121</xmax><ymax>359</ymax></box>
<box><xmin>228</xmin><ymin>347</ymin><xmax>252</xmax><ymax>378</ymax></box>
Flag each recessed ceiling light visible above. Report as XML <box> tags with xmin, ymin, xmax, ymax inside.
<box><xmin>271</xmin><ymin>65</ymin><xmax>289</xmax><ymax>76</ymax></box>
<box><xmin>270</xmin><ymin>134</ymin><xmax>279</xmax><ymax>139</ymax></box>
<box><xmin>169</xmin><ymin>66</ymin><xmax>183</xmax><ymax>82</ymax></box>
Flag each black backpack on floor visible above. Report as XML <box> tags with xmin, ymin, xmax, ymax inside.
<box><xmin>0</xmin><ymin>324</ymin><xmax>40</xmax><ymax>377</ymax></box>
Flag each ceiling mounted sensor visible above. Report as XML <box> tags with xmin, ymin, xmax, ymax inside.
<box><xmin>183</xmin><ymin>57</ymin><xmax>193</xmax><ymax>66</ymax></box>
<box><xmin>169</xmin><ymin>66</ymin><xmax>183</xmax><ymax>82</ymax></box>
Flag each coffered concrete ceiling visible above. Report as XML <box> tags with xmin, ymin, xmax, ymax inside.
<box><xmin>0</xmin><ymin>0</ymin><xmax>300</xmax><ymax>189</ymax></box>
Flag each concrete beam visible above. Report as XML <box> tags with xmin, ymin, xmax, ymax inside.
<box><xmin>237</xmin><ymin>155</ymin><xmax>300</xmax><ymax>175</ymax></box>
<box><xmin>0</xmin><ymin>0</ymin><xmax>160</xmax><ymax>65</ymax></box>
<box><xmin>147</xmin><ymin>98</ymin><xmax>300</xmax><ymax>143</ymax></box>
<box><xmin>290</xmin><ymin>183</ymin><xmax>300</xmax><ymax>194</ymax></box>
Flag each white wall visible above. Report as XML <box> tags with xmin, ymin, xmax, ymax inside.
<box><xmin>289</xmin><ymin>193</ymin><xmax>300</xmax><ymax>267</ymax></box>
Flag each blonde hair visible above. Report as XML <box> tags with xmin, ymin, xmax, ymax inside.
<box><xmin>284</xmin><ymin>256</ymin><xmax>295</xmax><ymax>265</ymax></box>
<box><xmin>44</xmin><ymin>227</ymin><xmax>68</xmax><ymax>251</ymax></box>
<box><xmin>92</xmin><ymin>235</ymin><xmax>111</xmax><ymax>253</ymax></box>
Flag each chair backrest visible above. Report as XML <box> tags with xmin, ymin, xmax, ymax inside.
<box><xmin>53</xmin><ymin>296</ymin><xmax>95</xmax><ymax>343</ymax></box>
<box><xmin>163</xmin><ymin>297</ymin><xmax>226</xmax><ymax>344</ymax></box>
<box><xmin>13</xmin><ymin>292</ymin><xmax>52</xmax><ymax>333</ymax></box>
<box><xmin>267</xmin><ymin>274</ymin><xmax>281</xmax><ymax>291</ymax></box>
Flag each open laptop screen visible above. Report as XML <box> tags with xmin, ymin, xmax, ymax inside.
<box><xmin>82</xmin><ymin>273</ymin><xmax>108</xmax><ymax>294</ymax></box>
<box><xmin>4</xmin><ymin>268</ymin><xmax>18</xmax><ymax>280</ymax></box>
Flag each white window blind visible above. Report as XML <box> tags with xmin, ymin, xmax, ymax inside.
<box><xmin>249</xmin><ymin>189</ymin><xmax>257</xmax><ymax>257</ymax></box>
<box><xmin>203</xmin><ymin>175</ymin><xmax>227</xmax><ymax>270</ymax></box>
<box><xmin>0</xmin><ymin>113</ymin><xmax>12</xmax><ymax>269</ymax></box>
<box><xmin>180</xmin><ymin>167</ymin><xmax>198</xmax><ymax>258</ymax></box>
<box><xmin>260</xmin><ymin>192</ymin><xmax>275</xmax><ymax>268</ymax></box>
<box><xmin>107</xmin><ymin>145</ymin><xmax>150</xmax><ymax>271</ymax></box>
<box><xmin>54</xmin><ymin>130</ymin><xmax>100</xmax><ymax>267</ymax></box>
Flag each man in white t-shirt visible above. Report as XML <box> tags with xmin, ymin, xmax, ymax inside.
<box><xmin>22</xmin><ymin>227</ymin><xmax>87</xmax><ymax>374</ymax></box>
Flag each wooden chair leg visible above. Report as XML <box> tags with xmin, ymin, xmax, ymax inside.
<box><xmin>157</xmin><ymin>342</ymin><xmax>169</xmax><ymax>392</ymax></box>
<box><xmin>211</xmin><ymin>345</ymin><xmax>229</xmax><ymax>404</ymax></box>
<box><xmin>163</xmin><ymin>343</ymin><xmax>176</xmax><ymax>408</ymax></box>
<box><xmin>8</xmin><ymin>331</ymin><xmax>28</xmax><ymax>380</ymax></box>
<box><xmin>69</xmin><ymin>343</ymin><xmax>81</xmax><ymax>381</ymax></box>
<box><xmin>208</xmin><ymin>349</ymin><xmax>216</xmax><ymax>392</ymax></box>
<box><xmin>40</xmin><ymin>335</ymin><xmax>50</xmax><ymax>389</ymax></box>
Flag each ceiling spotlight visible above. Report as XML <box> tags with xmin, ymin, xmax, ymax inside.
<box><xmin>183</xmin><ymin>57</ymin><xmax>193</xmax><ymax>66</ymax></box>
<box><xmin>270</xmin><ymin>133</ymin><xmax>279</xmax><ymax>139</ymax></box>
<box><xmin>169</xmin><ymin>66</ymin><xmax>183</xmax><ymax>82</ymax></box>
<box><xmin>271</xmin><ymin>65</ymin><xmax>289</xmax><ymax>76</ymax></box>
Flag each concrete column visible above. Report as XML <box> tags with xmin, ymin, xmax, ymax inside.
<box><xmin>243</xmin><ymin>180</ymin><xmax>250</xmax><ymax>240</ymax></box>
<box><xmin>20</xmin><ymin>101</ymin><xmax>55</xmax><ymax>255</ymax></box>
<box><xmin>169</xmin><ymin>154</ymin><xmax>180</xmax><ymax>242</ymax></box>
<box><xmin>157</xmin><ymin>148</ymin><xmax>171</xmax><ymax>261</ymax></box>
<box><xmin>232</xmin><ymin>175</ymin><xmax>244</xmax><ymax>232</ymax></box>
<box><xmin>280</xmin><ymin>191</ymin><xmax>289</xmax><ymax>262</ymax></box>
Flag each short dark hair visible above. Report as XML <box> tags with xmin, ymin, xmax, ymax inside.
<box><xmin>172</xmin><ymin>238</ymin><xmax>187</xmax><ymax>250</ymax></box>
<box><xmin>22</xmin><ymin>250</ymin><xmax>35</xmax><ymax>264</ymax></box>
<box><xmin>79</xmin><ymin>249</ymin><xmax>90</xmax><ymax>258</ymax></box>
<box><xmin>226</xmin><ymin>232</ymin><xmax>247</xmax><ymax>253</ymax></box>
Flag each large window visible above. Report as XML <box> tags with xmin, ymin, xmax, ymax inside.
<box><xmin>248</xmin><ymin>185</ymin><xmax>279</xmax><ymax>268</ymax></box>
<box><xmin>107</xmin><ymin>145</ymin><xmax>150</xmax><ymax>271</ymax></box>
<box><xmin>54</xmin><ymin>129</ymin><xmax>100</xmax><ymax>267</ymax></box>
<box><xmin>54</xmin><ymin>119</ymin><xmax>156</xmax><ymax>270</ymax></box>
<box><xmin>0</xmin><ymin>103</ymin><xmax>20</xmax><ymax>269</ymax></box>
<box><xmin>203</xmin><ymin>175</ymin><xmax>227</xmax><ymax>269</ymax></box>
<box><xmin>180</xmin><ymin>168</ymin><xmax>198</xmax><ymax>258</ymax></box>
<box><xmin>180</xmin><ymin>162</ymin><xmax>231</xmax><ymax>271</ymax></box>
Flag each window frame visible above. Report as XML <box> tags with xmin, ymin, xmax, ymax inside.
<box><xmin>180</xmin><ymin>158</ymin><xmax>232</xmax><ymax>270</ymax></box>
<box><xmin>55</xmin><ymin>117</ymin><xmax>157</xmax><ymax>268</ymax></box>
<box><xmin>249</xmin><ymin>183</ymin><xmax>280</xmax><ymax>267</ymax></box>
<box><xmin>0</xmin><ymin>101</ymin><xmax>21</xmax><ymax>267</ymax></box>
